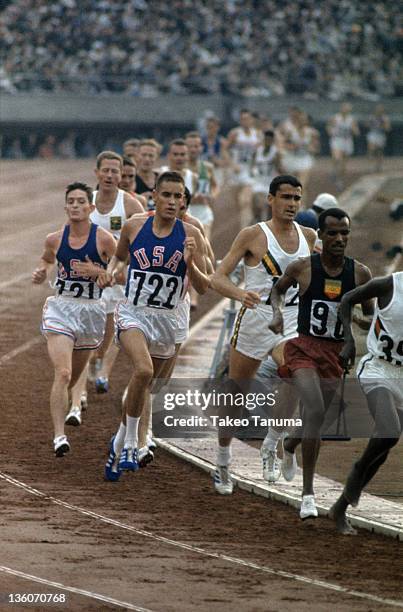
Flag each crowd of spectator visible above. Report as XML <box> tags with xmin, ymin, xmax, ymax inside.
<box><xmin>1</xmin><ymin>0</ymin><xmax>402</xmax><ymax>99</ymax></box>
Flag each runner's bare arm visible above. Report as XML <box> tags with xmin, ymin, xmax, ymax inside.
<box><xmin>32</xmin><ymin>232</ymin><xmax>59</xmax><ymax>284</ymax></box>
<box><xmin>192</xmin><ymin>217</ymin><xmax>215</xmax><ymax>265</ymax></box>
<box><xmin>184</xmin><ymin>226</ymin><xmax>209</xmax><ymax>294</ymax></box>
<box><xmin>124</xmin><ymin>192</ymin><xmax>145</xmax><ymax>216</ymax></box>
<box><xmin>269</xmin><ymin>258</ymin><xmax>307</xmax><ymax>334</ymax></box>
<box><xmin>198</xmin><ymin>233</ymin><xmax>214</xmax><ymax>275</ymax></box>
<box><xmin>300</xmin><ymin>226</ymin><xmax>317</xmax><ymax>253</ymax></box>
<box><xmin>210</xmin><ymin>227</ymin><xmax>260</xmax><ymax>307</ymax></box>
<box><xmin>355</xmin><ymin>263</ymin><xmax>374</xmax><ymax>315</ymax></box>
<box><xmin>184</xmin><ymin>238</ymin><xmax>209</xmax><ymax>294</ymax></box>
<box><xmin>135</xmin><ymin>193</ymin><xmax>148</xmax><ymax>210</ymax></box>
<box><xmin>275</xmin><ymin>151</ymin><xmax>284</xmax><ymax>175</ymax></box>
<box><xmin>340</xmin><ymin>274</ymin><xmax>387</xmax><ymax>342</ymax></box>
<box><xmin>209</xmin><ymin>164</ymin><xmax>220</xmax><ymax>200</ymax></box>
<box><xmin>98</xmin><ymin>221</ymin><xmax>132</xmax><ymax>288</ymax></box>
<box><xmin>226</xmin><ymin>128</ymin><xmax>237</xmax><ymax>147</ymax></box>
<box><xmin>338</xmin><ymin>273</ymin><xmax>385</xmax><ymax>369</ymax></box>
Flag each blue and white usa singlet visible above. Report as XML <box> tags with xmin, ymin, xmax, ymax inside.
<box><xmin>125</xmin><ymin>216</ymin><xmax>187</xmax><ymax>310</ymax></box>
<box><xmin>55</xmin><ymin>223</ymin><xmax>106</xmax><ymax>300</ymax></box>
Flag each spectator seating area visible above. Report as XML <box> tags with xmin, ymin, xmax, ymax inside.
<box><xmin>1</xmin><ymin>0</ymin><xmax>402</xmax><ymax>99</ymax></box>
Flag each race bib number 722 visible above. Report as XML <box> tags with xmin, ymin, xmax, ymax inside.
<box><xmin>127</xmin><ymin>270</ymin><xmax>182</xmax><ymax>309</ymax></box>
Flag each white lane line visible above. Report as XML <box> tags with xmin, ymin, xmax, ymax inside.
<box><xmin>1</xmin><ymin>472</ymin><xmax>402</xmax><ymax>609</ymax></box>
<box><xmin>0</xmin><ymin>273</ymin><xmax>32</xmax><ymax>292</ymax></box>
<box><xmin>0</xmin><ymin>337</ymin><xmax>42</xmax><ymax>367</ymax></box>
<box><xmin>0</xmin><ymin>566</ymin><xmax>153</xmax><ymax>612</ymax></box>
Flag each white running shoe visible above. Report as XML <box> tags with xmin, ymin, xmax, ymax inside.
<box><xmin>54</xmin><ymin>435</ymin><xmax>70</xmax><ymax>457</ymax></box>
<box><xmin>300</xmin><ymin>495</ymin><xmax>318</xmax><ymax>520</ymax></box>
<box><xmin>214</xmin><ymin>466</ymin><xmax>234</xmax><ymax>495</ymax></box>
<box><xmin>80</xmin><ymin>392</ymin><xmax>88</xmax><ymax>411</ymax></box>
<box><xmin>147</xmin><ymin>435</ymin><xmax>157</xmax><ymax>451</ymax></box>
<box><xmin>261</xmin><ymin>447</ymin><xmax>281</xmax><ymax>482</ymax></box>
<box><xmin>281</xmin><ymin>439</ymin><xmax>297</xmax><ymax>481</ymax></box>
<box><xmin>65</xmin><ymin>405</ymin><xmax>82</xmax><ymax>427</ymax></box>
<box><xmin>138</xmin><ymin>445</ymin><xmax>154</xmax><ymax>468</ymax></box>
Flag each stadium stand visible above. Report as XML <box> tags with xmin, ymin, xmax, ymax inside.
<box><xmin>1</xmin><ymin>0</ymin><xmax>402</xmax><ymax>98</ymax></box>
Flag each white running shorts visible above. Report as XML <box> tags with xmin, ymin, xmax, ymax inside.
<box><xmin>282</xmin><ymin>152</ymin><xmax>313</xmax><ymax>173</ymax></box>
<box><xmin>115</xmin><ymin>300</ymin><xmax>177</xmax><ymax>359</ymax></box>
<box><xmin>229</xmin><ymin>164</ymin><xmax>254</xmax><ymax>186</ymax></box>
<box><xmin>175</xmin><ymin>294</ymin><xmax>191</xmax><ymax>344</ymax></box>
<box><xmin>357</xmin><ymin>353</ymin><xmax>403</xmax><ymax>408</ymax></box>
<box><xmin>188</xmin><ymin>204</ymin><xmax>214</xmax><ymax>227</ymax></box>
<box><xmin>41</xmin><ymin>296</ymin><xmax>106</xmax><ymax>350</ymax></box>
<box><xmin>330</xmin><ymin>137</ymin><xmax>353</xmax><ymax>156</ymax></box>
<box><xmin>367</xmin><ymin>132</ymin><xmax>386</xmax><ymax>148</ymax></box>
<box><xmin>231</xmin><ymin>305</ymin><xmax>298</xmax><ymax>361</ymax></box>
<box><xmin>102</xmin><ymin>284</ymin><xmax>125</xmax><ymax>315</ymax></box>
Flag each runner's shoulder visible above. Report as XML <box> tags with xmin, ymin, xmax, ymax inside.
<box><xmin>183</xmin><ymin>214</ymin><xmax>204</xmax><ymax>234</ymax></box>
<box><xmin>299</xmin><ymin>225</ymin><xmax>317</xmax><ymax>248</ymax></box>
<box><xmin>182</xmin><ymin>219</ymin><xmax>203</xmax><ymax>240</ymax></box>
<box><xmin>124</xmin><ymin>213</ymin><xmax>149</xmax><ymax>231</ymax></box>
<box><xmin>45</xmin><ymin>229</ymin><xmax>64</xmax><ymax>250</ymax></box>
<box><xmin>353</xmin><ymin>260</ymin><xmax>372</xmax><ymax>284</ymax></box>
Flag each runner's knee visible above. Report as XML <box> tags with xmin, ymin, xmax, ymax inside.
<box><xmin>55</xmin><ymin>366</ymin><xmax>72</xmax><ymax>386</ymax></box>
<box><xmin>134</xmin><ymin>363</ymin><xmax>154</xmax><ymax>384</ymax></box>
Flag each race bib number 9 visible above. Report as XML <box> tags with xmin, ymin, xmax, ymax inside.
<box><xmin>310</xmin><ymin>300</ymin><xmax>343</xmax><ymax>340</ymax></box>
<box><xmin>127</xmin><ymin>270</ymin><xmax>183</xmax><ymax>310</ymax></box>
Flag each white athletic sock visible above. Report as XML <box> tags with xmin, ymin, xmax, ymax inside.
<box><xmin>262</xmin><ymin>427</ymin><xmax>282</xmax><ymax>452</ymax></box>
<box><xmin>148</xmin><ymin>395</ymin><xmax>153</xmax><ymax>436</ymax></box>
<box><xmin>217</xmin><ymin>444</ymin><xmax>231</xmax><ymax>467</ymax></box>
<box><xmin>124</xmin><ymin>416</ymin><xmax>140</xmax><ymax>449</ymax></box>
<box><xmin>113</xmin><ymin>422</ymin><xmax>126</xmax><ymax>456</ymax></box>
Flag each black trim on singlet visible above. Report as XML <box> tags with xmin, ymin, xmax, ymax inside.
<box><xmin>297</xmin><ymin>253</ymin><xmax>356</xmax><ymax>341</ymax></box>
<box><xmin>135</xmin><ymin>173</ymin><xmax>158</xmax><ymax>194</ymax></box>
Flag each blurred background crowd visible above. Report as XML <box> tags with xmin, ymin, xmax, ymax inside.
<box><xmin>1</xmin><ymin>0</ymin><xmax>402</xmax><ymax>99</ymax></box>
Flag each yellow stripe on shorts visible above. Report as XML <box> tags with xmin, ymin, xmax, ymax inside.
<box><xmin>230</xmin><ymin>306</ymin><xmax>247</xmax><ymax>348</ymax></box>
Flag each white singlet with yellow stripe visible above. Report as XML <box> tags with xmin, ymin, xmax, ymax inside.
<box><xmin>91</xmin><ymin>188</ymin><xmax>127</xmax><ymax>239</ymax></box>
<box><xmin>91</xmin><ymin>188</ymin><xmax>127</xmax><ymax>313</ymax></box>
<box><xmin>367</xmin><ymin>272</ymin><xmax>403</xmax><ymax>365</ymax></box>
<box><xmin>230</xmin><ymin>221</ymin><xmax>310</xmax><ymax>360</ymax></box>
<box><xmin>245</xmin><ymin>221</ymin><xmax>310</xmax><ymax>307</ymax></box>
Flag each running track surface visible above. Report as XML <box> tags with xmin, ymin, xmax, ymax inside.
<box><xmin>0</xmin><ymin>159</ymin><xmax>402</xmax><ymax>611</ymax></box>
